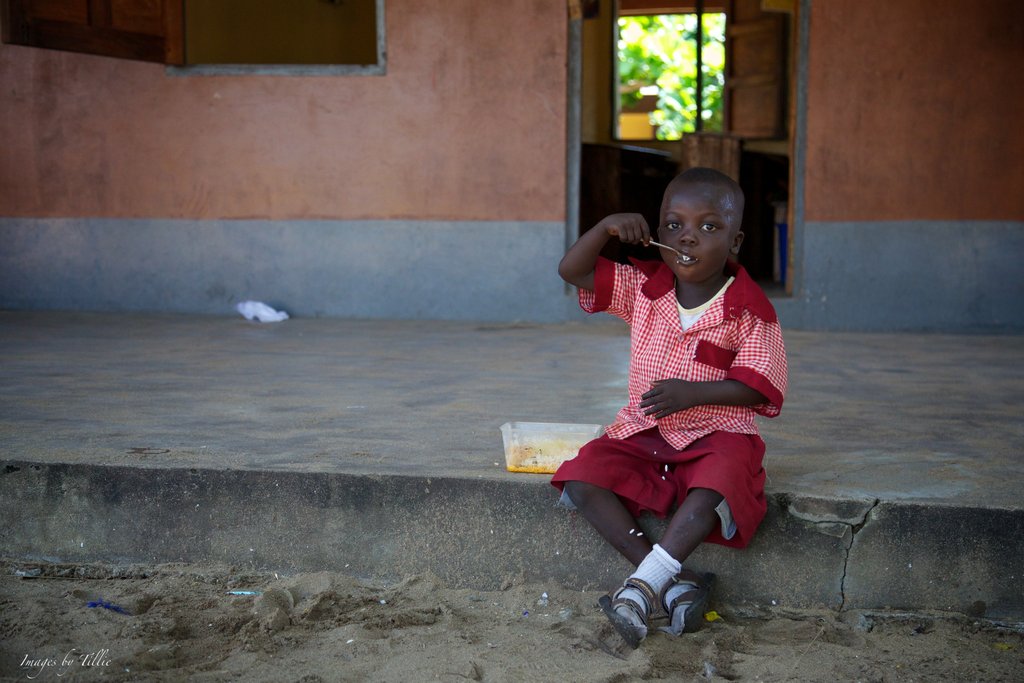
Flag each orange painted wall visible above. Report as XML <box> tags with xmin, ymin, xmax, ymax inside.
<box><xmin>805</xmin><ymin>0</ymin><xmax>1024</xmax><ymax>222</ymax></box>
<box><xmin>0</xmin><ymin>0</ymin><xmax>567</xmax><ymax>222</ymax></box>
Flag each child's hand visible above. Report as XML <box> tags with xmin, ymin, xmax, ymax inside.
<box><xmin>558</xmin><ymin>212</ymin><xmax>652</xmax><ymax>290</ymax></box>
<box><xmin>640</xmin><ymin>379</ymin><xmax>698</xmax><ymax>419</ymax></box>
<box><xmin>598</xmin><ymin>213</ymin><xmax>651</xmax><ymax>246</ymax></box>
<box><xmin>641</xmin><ymin>379</ymin><xmax>767</xmax><ymax>418</ymax></box>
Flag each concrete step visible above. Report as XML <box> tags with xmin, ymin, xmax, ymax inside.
<box><xmin>3</xmin><ymin>460</ymin><xmax>1021</xmax><ymax>623</ymax></box>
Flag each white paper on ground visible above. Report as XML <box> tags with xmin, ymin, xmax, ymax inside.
<box><xmin>236</xmin><ymin>301</ymin><xmax>289</xmax><ymax>323</ymax></box>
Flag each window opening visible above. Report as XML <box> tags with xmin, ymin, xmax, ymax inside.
<box><xmin>184</xmin><ymin>0</ymin><xmax>379</xmax><ymax>67</ymax></box>
<box><xmin>616</xmin><ymin>8</ymin><xmax>725</xmax><ymax>140</ymax></box>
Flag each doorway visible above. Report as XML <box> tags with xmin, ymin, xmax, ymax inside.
<box><xmin>574</xmin><ymin>0</ymin><xmax>795</xmax><ymax>291</ymax></box>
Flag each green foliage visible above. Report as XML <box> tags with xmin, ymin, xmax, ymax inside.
<box><xmin>617</xmin><ymin>13</ymin><xmax>726</xmax><ymax>140</ymax></box>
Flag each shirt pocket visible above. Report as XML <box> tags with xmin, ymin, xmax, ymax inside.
<box><xmin>694</xmin><ymin>340</ymin><xmax>737</xmax><ymax>376</ymax></box>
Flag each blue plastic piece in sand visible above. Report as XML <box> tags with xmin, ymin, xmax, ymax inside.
<box><xmin>86</xmin><ymin>600</ymin><xmax>130</xmax><ymax>615</ymax></box>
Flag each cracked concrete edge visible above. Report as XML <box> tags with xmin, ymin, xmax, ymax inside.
<box><xmin>777</xmin><ymin>494</ymin><xmax>887</xmax><ymax>611</ymax></box>
<box><xmin>838</xmin><ymin>500</ymin><xmax>881</xmax><ymax>610</ymax></box>
<box><xmin>785</xmin><ymin>493</ymin><xmax>879</xmax><ymax>528</ymax></box>
<box><xmin>843</xmin><ymin>501</ymin><xmax>1024</xmax><ymax>622</ymax></box>
<box><xmin>772</xmin><ymin>493</ymin><xmax>884</xmax><ymax>611</ymax></box>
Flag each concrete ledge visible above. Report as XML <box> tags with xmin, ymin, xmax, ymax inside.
<box><xmin>844</xmin><ymin>502</ymin><xmax>1024</xmax><ymax>620</ymax></box>
<box><xmin>3</xmin><ymin>461</ymin><xmax>1019</xmax><ymax>622</ymax></box>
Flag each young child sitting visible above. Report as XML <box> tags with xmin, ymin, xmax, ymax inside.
<box><xmin>553</xmin><ymin>167</ymin><xmax>787</xmax><ymax>648</ymax></box>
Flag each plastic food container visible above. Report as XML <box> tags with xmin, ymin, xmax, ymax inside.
<box><xmin>500</xmin><ymin>422</ymin><xmax>604</xmax><ymax>474</ymax></box>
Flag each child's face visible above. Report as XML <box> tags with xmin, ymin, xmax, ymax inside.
<box><xmin>658</xmin><ymin>182</ymin><xmax>744</xmax><ymax>286</ymax></box>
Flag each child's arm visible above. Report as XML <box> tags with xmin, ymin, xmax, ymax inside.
<box><xmin>639</xmin><ymin>379</ymin><xmax>768</xmax><ymax>420</ymax></box>
<box><xmin>558</xmin><ymin>213</ymin><xmax>651</xmax><ymax>291</ymax></box>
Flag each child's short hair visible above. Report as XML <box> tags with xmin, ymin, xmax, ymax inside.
<box><xmin>667</xmin><ymin>167</ymin><xmax>745</xmax><ymax>230</ymax></box>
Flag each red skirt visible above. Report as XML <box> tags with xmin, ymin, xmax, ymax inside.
<box><xmin>551</xmin><ymin>429</ymin><xmax>767</xmax><ymax>548</ymax></box>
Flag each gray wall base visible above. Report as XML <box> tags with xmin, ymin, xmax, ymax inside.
<box><xmin>777</xmin><ymin>220</ymin><xmax>1024</xmax><ymax>331</ymax></box>
<box><xmin>1</xmin><ymin>218</ymin><xmax>576</xmax><ymax>323</ymax></box>
<box><xmin>4</xmin><ymin>218</ymin><xmax>1022</xmax><ymax>330</ymax></box>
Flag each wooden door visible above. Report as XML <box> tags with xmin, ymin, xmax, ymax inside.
<box><xmin>724</xmin><ymin>0</ymin><xmax>787</xmax><ymax>139</ymax></box>
<box><xmin>1</xmin><ymin>0</ymin><xmax>184</xmax><ymax>64</ymax></box>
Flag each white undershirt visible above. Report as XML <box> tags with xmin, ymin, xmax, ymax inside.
<box><xmin>676</xmin><ymin>276</ymin><xmax>735</xmax><ymax>331</ymax></box>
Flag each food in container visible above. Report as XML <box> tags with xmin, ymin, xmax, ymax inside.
<box><xmin>500</xmin><ymin>422</ymin><xmax>604</xmax><ymax>474</ymax></box>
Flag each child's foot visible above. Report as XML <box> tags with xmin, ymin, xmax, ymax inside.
<box><xmin>658</xmin><ymin>570</ymin><xmax>715</xmax><ymax>636</ymax></box>
<box><xmin>597</xmin><ymin>577</ymin><xmax>656</xmax><ymax>649</ymax></box>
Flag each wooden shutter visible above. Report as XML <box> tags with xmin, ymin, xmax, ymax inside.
<box><xmin>724</xmin><ymin>0</ymin><xmax>787</xmax><ymax>138</ymax></box>
<box><xmin>1</xmin><ymin>0</ymin><xmax>184</xmax><ymax>64</ymax></box>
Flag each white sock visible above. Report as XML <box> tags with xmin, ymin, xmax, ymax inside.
<box><xmin>661</xmin><ymin>575</ymin><xmax>701</xmax><ymax>635</ymax></box>
<box><xmin>615</xmin><ymin>544</ymin><xmax>681</xmax><ymax>626</ymax></box>
<box><xmin>663</xmin><ymin>575</ymin><xmax>699</xmax><ymax>608</ymax></box>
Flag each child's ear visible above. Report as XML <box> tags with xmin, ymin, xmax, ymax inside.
<box><xmin>730</xmin><ymin>230</ymin><xmax>745</xmax><ymax>255</ymax></box>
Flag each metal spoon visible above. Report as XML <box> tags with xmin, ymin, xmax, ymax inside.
<box><xmin>647</xmin><ymin>241</ymin><xmax>688</xmax><ymax>260</ymax></box>
<box><xmin>647</xmin><ymin>240</ymin><xmax>683</xmax><ymax>257</ymax></box>
<box><xmin>648</xmin><ymin>240</ymin><xmax>694</xmax><ymax>265</ymax></box>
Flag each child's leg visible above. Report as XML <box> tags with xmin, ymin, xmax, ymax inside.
<box><xmin>598</xmin><ymin>487</ymin><xmax>723</xmax><ymax>647</ymax></box>
<box><xmin>658</xmin><ymin>487</ymin><xmax>724</xmax><ymax>562</ymax></box>
<box><xmin>651</xmin><ymin>487</ymin><xmax>723</xmax><ymax>637</ymax></box>
<box><xmin>562</xmin><ymin>480</ymin><xmax>652</xmax><ymax>565</ymax></box>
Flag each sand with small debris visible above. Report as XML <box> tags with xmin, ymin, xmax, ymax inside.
<box><xmin>1</xmin><ymin>560</ymin><xmax>1021</xmax><ymax>682</ymax></box>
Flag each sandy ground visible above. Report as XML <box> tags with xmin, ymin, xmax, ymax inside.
<box><xmin>1</xmin><ymin>560</ymin><xmax>1021</xmax><ymax>683</ymax></box>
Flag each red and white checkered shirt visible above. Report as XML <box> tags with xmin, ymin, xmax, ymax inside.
<box><xmin>580</xmin><ymin>257</ymin><xmax>788</xmax><ymax>451</ymax></box>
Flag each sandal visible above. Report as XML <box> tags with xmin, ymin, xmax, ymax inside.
<box><xmin>658</xmin><ymin>569</ymin><xmax>715</xmax><ymax>636</ymax></box>
<box><xmin>597</xmin><ymin>577</ymin><xmax>656</xmax><ymax>649</ymax></box>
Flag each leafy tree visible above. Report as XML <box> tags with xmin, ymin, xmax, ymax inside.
<box><xmin>618</xmin><ymin>14</ymin><xmax>726</xmax><ymax>139</ymax></box>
